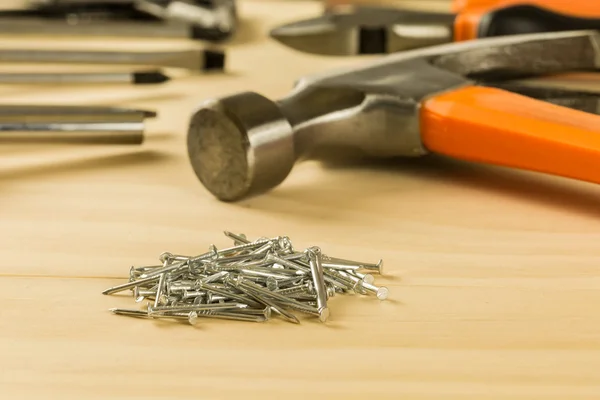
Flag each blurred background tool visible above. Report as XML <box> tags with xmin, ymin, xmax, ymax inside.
<box><xmin>451</xmin><ymin>0</ymin><xmax>600</xmax><ymax>14</ymax></box>
<box><xmin>323</xmin><ymin>0</ymin><xmax>449</xmax><ymax>13</ymax></box>
<box><xmin>186</xmin><ymin>30</ymin><xmax>600</xmax><ymax>201</ymax></box>
<box><xmin>133</xmin><ymin>0</ymin><xmax>237</xmax><ymax>41</ymax></box>
<box><xmin>324</xmin><ymin>0</ymin><xmax>600</xmax><ymax>14</ymax></box>
<box><xmin>26</xmin><ymin>0</ymin><xmax>152</xmax><ymax>17</ymax></box>
<box><xmin>271</xmin><ymin>0</ymin><xmax>600</xmax><ymax>55</ymax></box>
<box><xmin>0</xmin><ymin>105</ymin><xmax>155</xmax><ymax>145</ymax></box>
<box><xmin>0</xmin><ymin>70</ymin><xmax>169</xmax><ymax>85</ymax></box>
<box><xmin>0</xmin><ymin>47</ymin><xmax>225</xmax><ymax>71</ymax></box>
<box><xmin>0</xmin><ymin>0</ymin><xmax>237</xmax><ymax>41</ymax></box>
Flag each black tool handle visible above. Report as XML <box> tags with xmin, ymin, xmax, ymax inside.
<box><xmin>478</xmin><ymin>4</ymin><xmax>600</xmax><ymax>37</ymax></box>
<box><xmin>358</xmin><ymin>8</ymin><xmax>456</xmax><ymax>54</ymax></box>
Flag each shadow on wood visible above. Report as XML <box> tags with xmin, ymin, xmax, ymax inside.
<box><xmin>241</xmin><ymin>154</ymin><xmax>600</xmax><ymax>218</ymax></box>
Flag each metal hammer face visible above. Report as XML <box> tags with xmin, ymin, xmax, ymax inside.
<box><xmin>187</xmin><ymin>30</ymin><xmax>600</xmax><ymax>202</ymax></box>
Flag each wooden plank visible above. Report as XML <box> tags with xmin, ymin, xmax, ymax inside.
<box><xmin>2</xmin><ymin>0</ymin><xmax>600</xmax><ymax>397</ymax></box>
<box><xmin>2</xmin><ymin>276</ymin><xmax>600</xmax><ymax>398</ymax></box>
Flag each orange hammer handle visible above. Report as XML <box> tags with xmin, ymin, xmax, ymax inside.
<box><xmin>454</xmin><ymin>1</ymin><xmax>600</xmax><ymax>42</ymax></box>
<box><xmin>420</xmin><ymin>86</ymin><xmax>600</xmax><ymax>185</ymax></box>
<box><xmin>453</xmin><ymin>0</ymin><xmax>600</xmax><ymax>13</ymax></box>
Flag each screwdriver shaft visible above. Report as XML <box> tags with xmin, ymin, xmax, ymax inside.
<box><xmin>0</xmin><ymin>122</ymin><xmax>144</xmax><ymax>144</ymax></box>
<box><xmin>0</xmin><ymin>106</ymin><xmax>155</xmax><ymax>145</ymax></box>
<box><xmin>0</xmin><ymin>17</ymin><xmax>194</xmax><ymax>39</ymax></box>
<box><xmin>0</xmin><ymin>48</ymin><xmax>218</xmax><ymax>71</ymax></box>
<box><xmin>0</xmin><ymin>70</ymin><xmax>169</xmax><ymax>85</ymax></box>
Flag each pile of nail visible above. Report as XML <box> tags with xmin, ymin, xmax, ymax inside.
<box><xmin>102</xmin><ymin>231</ymin><xmax>387</xmax><ymax>325</ymax></box>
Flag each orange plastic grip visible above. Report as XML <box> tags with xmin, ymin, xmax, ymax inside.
<box><xmin>453</xmin><ymin>0</ymin><xmax>600</xmax><ymax>13</ymax></box>
<box><xmin>452</xmin><ymin>0</ymin><xmax>500</xmax><ymax>12</ymax></box>
<box><xmin>420</xmin><ymin>85</ymin><xmax>600</xmax><ymax>186</ymax></box>
<box><xmin>454</xmin><ymin>1</ymin><xmax>600</xmax><ymax>42</ymax></box>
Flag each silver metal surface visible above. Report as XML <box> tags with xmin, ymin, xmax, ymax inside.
<box><xmin>357</xmin><ymin>280</ymin><xmax>389</xmax><ymax>300</ymax></box>
<box><xmin>102</xmin><ymin>275</ymin><xmax>159</xmax><ymax>295</ymax></box>
<box><xmin>109</xmin><ymin>308</ymin><xmax>150</xmax><ymax>318</ymax></box>
<box><xmin>22</xmin><ymin>0</ymin><xmax>237</xmax><ymax>41</ymax></box>
<box><xmin>0</xmin><ymin>70</ymin><xmax>168</xmax><ymax>85</ymax></box>
<box><xmin>0</xmin><ymin>123</ymin><xmax>145</xmax><ymax>144</ymax></box>
<box><xmin>194</xmin><ymin>311</ymin><xmax>266</xmax><ymax>322</ymax></box>
<box><xmin>27</xmin><ymin>0</ymin><xmax>141</xmax><ymax>6</ymax></box>
<box><xmin>104</xmin><ymin>231</ymin><xmax>389</xmax><ymax>325</ymax></box>
<box><xmin>233</xmin><ymin>278</ymin><xmax>300</xmax><ymax>324</ymax></box>
<box><xmin>0</xmin><ymin>105</ymin><xmax>155</xmax><ymax>121</ymax></box>
<box><xmin>269</xmin><ymin>5</ymin><xmax>454</xmax><ymax>56</ymax></box>
<box><xmin>0</xmin><ymin>48</ymin><xmax>220</xmax><ymax>71</ymax></box>
<box><xmin>0</xmin><ymin>16</ymin><xmax>195</xmax><ymax>39</ymax></box>
<box><xmin>187</xmin><ymin>30</ymin><xmax>600</xmax><ymax>201</ymax></box>
<box><xmin>153</xmin><ymin>273</ymin><xmax>167</xmax><ymax>307</ymax></box>
<box><xmin>484</xmin><ymin>82</ymin><xmax>600</xmax><ymax>116</ymax></box>
<box><xmin>135</xmin><ymin>0</ymin><xmax>236</xmax><ymax>33</ymax></box>
<box><xmin>0</xmin><ymin>105</ymin><xmax>154</xmax><ymax>145</ymax></box>
<box><xmin>224</xmin><ymin>231</ymin><xmax>249</xmax><ymax>245</ymax></box>
<box><xmin>148</xmin><ymin>303</ymin><xmax>245</xmax><ymax>315</ymax></box>
<box><xmin>323</xmin><ymin>255</ymin><xmax>384</xmax><ymax>274</ymax></box>
<box><xmin>306</xmin><ymin>248</ymin><xmax>329</xmax><ymax>323</ymax></box>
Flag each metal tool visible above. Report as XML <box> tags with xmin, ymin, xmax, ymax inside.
<box><xmin>270</xmin><ymin>1</ymin><xmax>600</xmax><ymax>55</ymax></box>
<box><xmin>0</xmin><ymin>105</ymin><xmax>155</xmax><ymax>145</ymax></box>
<box><xmin>451</xmin><ymin>0</ymin><xmax>600</xmax><ymax>14</ymax></box>
<box><xmin>134</xmin><ymin>0</ymin><xmax>237</xmax><ymax>41</ymax></box>
<box><xmin>0</xmin><ymin>70</ymin><xmax>169</xmax><ymax>85</ymax></box>
<box><xmin>26</xmin><ymin>0</ymin><xmax>148</xmax><ymax>19</ymax></box>
<box><xmin>186</xmin><ymin>30</ymin><xmax>600</xmax><ymax>201</ymax></box>
<box><xmin>0</xmin><ymin>48</ymin><xmax>224</xmax><ymax>72</ymax></box>
<box><xmin>321</xmin><ymin>0</ymin><xmax>559</xmax><ymax>13</ymax></box>
<box><xmin>18</xmin><ymin>0</ymin><xmax>237</xmax><ymax>41</ymax></box>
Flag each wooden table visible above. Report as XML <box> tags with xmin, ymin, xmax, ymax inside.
<box><xmin>2</xmin><ymin>1</ymin><xmax>600</xmax><ymax>398</ymax></box>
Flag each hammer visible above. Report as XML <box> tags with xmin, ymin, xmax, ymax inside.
<box><xmin>186</xmin><ymin>30</ymin><xmax>600</xmax><ymax>201</ymax></box>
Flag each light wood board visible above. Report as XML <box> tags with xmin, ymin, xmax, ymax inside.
<box><xmin>2</xmin><ymin>0</ymin><xmax>600</xmax><ymax>398</ymax></box>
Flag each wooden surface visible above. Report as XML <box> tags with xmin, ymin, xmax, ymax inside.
<box><xmin>2</xmin><ymin>0</ymin><xmax>600</xmax><ymax>398</ymax></box>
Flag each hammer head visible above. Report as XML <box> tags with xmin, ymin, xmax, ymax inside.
<box><xmin>187</xmin><ymin>92</ymin><xmax>295</xmax><ymax>201</ymax></box>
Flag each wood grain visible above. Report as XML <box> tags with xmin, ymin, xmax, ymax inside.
<box><xmin>2</xmin><ymin>0</ymin><xmax>600</xmax><ymax>398</ymax></box>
